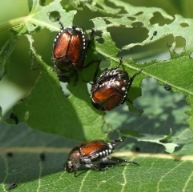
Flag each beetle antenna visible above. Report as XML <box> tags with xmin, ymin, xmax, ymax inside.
<box><xmin>93</xmin><ymin>60</ymin><xmax>101</xmax><ymax>82</ymax></box>
<box><xmin>113</xmin><ymin>138</ymin><xmax>123</xmax><ymax>143</ymax></box>
<box><xmin>116</xmin><ymin>57</ymin><xmax>123</xmax><ymax>69</ymax></box>
<box><xmin>58</xmin><ymin>20</ymin><xmax>64</xmax><ymax>29</ymax></box>
<box><xmin>126</xmin><ymin>160</ymin><xmax>139</xmax><ymax>166</ymax></box>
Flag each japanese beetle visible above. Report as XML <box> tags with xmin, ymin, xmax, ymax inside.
<box><xmin>65</xmin><ymin>139</ymin><xmax>138</xmax><ymax>176</ymax></box>
<box><xmin>52</xmin><ymin>24</ymin><xmax>93</xmax><ymax>81</ymax></box>
<box><xmin>91</xmin><ymin>58</ymin><xmax>141</xmax><ymax>110</ymax></box>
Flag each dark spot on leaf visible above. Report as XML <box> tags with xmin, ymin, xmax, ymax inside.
<box><xmin>134</xmin><ymin>146</ymin><xmax>141</xmax><ymax>152</ymax></box>
<box><xmin>108</xmin><ymin>26</ymin><xmax>148</xmax><ymax>48</ymax></box>
<box><xmin>150</xmin><ymin>30</ymin><xmax>158</xmax><ymax>40</ymax></box>
<box><xmin>153</xmin><ymin>31</ymin><xmax>157</xmax><ymax>36</ymax></box>
<box><xmin>135</xmin><ymin>11</ymin><xmax>143</xmax><ymax>16</ymax></box>
<box><xmin>6</xmin><ymin>152</ymin><xmax>13</xmax><ymax>158</ymax></box>
<box><xmin>164</xmin><ymin>84</ymin><xmax>172</xmax><ymax>91</ymax></box>
<box><xmin>150</xmin><ymin>12</ymin><xmax>172</xmax><ymax>26</ymax></box>
<box><xmin>39</xmin><ymin>153</ymin><xmax>46</xmax><ymax>161</ymax></box>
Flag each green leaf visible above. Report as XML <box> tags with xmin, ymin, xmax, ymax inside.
<box><xmin>13</xmin><ymin>0</ymin><xmax>76</xmax><ymax>33</ymax></box>
<box><xmin>1</xmin><ymin>122</ymin><xmax>193</xmax><ymax>192</ymax></box>
<box><xmin>92</xmin><ymin>18</ymin><xmax>120</xmax><ymax>60</ymax></box>
<box><xmin>138</xmin><ymin>54</ymin><xmax>193</xmax><ymax>129</ymax></box>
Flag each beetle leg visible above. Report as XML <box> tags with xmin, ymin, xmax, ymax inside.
<box><xmin>53</xmin><ymin>65</ymin><xmax>71</xmax><ymax>82</ymax></box>
<box><xmin>73</xmin><ymin>71</ymin><xmax>79</xmax><ymax>85</ymax></box>
<box><xmin>105</xmin><ymin>156</ymin><xmax>139</xmax><ymax>165</ymax></box>
<box><xmin>90</xmin><ymin>153</ymin><xmax>100</xmax><ymax>160</ymax></box>
<box><xmin>72</xmin><ymin>25</ymin><xmax>77</xmax><ymax>30</ymax></box>
<box><xmin>129</xmin><ymin>68</ymin><xmax>143</xmax><ymax>84</ymax></box>
<box><xmin>68</xmin><ymin>164</ymin><xmax>77</xmax><ymax>177</ymax></box>
<box><xmin>100</xmin><ymin>156</ymin><xmax>127</xmax><ymax>164</ymax></box>
<box><xmin>117</xmin><ymin>57</ymin><xmax>123</xmax><ymax>69</ymax></box>
<box><xmin>80</xmin><ymin>153</ymin><xmax>100</xmax><ymax>163</ymax></box>
<box><xmin>84</xmin><ymin>163</ymin><xmax>94</xmax><ymax>169</ymax></box>
<box><xmin>80</xmin><ymin>157</ymin><xmax>92</xmax><ymax>164</ymax></box>
<box><xmin>83</xmin><ymin>59</ymin><xmax>101</xmax><ymax>70</ymax></box>
<box><xmin>96</xmin><ymin>156</ymin><xmax>138</xmax><ymax>170</ymax></box>
<box><xmin>58</xmin><ymin>21</ymin><xmax>64</xmax><ymax>29</ymax></box>
<box><xmin>109</xmin><ymin>139</ymin><xmax>123</xmax><ymax>145</ymax></box>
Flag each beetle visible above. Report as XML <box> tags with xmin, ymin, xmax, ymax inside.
<box><xmin>65</xmin><ymin>139</ymin><xmax>138</xmax><ymax>176</ymax></box>
<box><xmin>91</xmin><ymin>58</ymin><xmax>141</xmax><ymax>110</ymax></box>
<box><xmin>52</xmin><ymin>24</ymin><xmax>93</xmax><ymax>82</ymax></box>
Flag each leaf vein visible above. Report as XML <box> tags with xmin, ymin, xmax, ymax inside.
<box><xmin>120</xmin><ymin>163</ymin><xmax>128</xmax><ymax>192</ymax></box>
<box><xmin>37</xmin><ymin>160</ymin><xmax>43</xmax><ymax>192</ymax></box>
<box><xmin>79</xmin><ymin>171</ymin><xmax>90</xmax><ymax>192</ymax></box>
<box><xmin>156</xmin><ymin>161</ymin><xmax>183</xmax><ymax>192</ymax></box>
<box><xmin>182</xmin><ymin>167</ymin><xmax>193</xmax><ymax>192</ymax></box>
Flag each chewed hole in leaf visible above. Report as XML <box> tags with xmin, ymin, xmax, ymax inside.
<box><xmin>180</xmin><ymin>22</ymin><xmax>189</xmax><ymax>28</ymax></box>
<box><xmin>135</xmin><ymin>11</ymin><xmax>143</xmax><ymax>16</ymax></box>
<box><xmin>166</xmin><ymin>36</ymin><xmax>186</xmax><ymax>55</ymax></box>
<box><xmin>39</xmin><ymin>0</ymin><xmax>46</xmax><ymax>6</ymax></box>
<box><xmin>39</xmin><ymin>0</ymin><xmax>52</xmax><ymax>6</ymax></box>
<box><xmin>61</xmin><ymin>82</ymin><xmax>71</xmax><ymax>97</ymax></box>
<box><xmin>129</xmin><ymin>35</ymin><xmax>174</xmax><ymax>62</ymax></box>
<box><xmin>175</xmin><ymin>36</ymin><xmax>186</xmax><ymax>49</ymax></box>
<box><xmin>127</xmin><ymin>16</ymin><xmax>136</xmax><ymax>21</ymax></box>
<box><xmin>150</xmin><ymin>12</ymin><xmax>173</xmax><ymax>26</ymax></box>
<box><xmin>95</xmin><ymin>31</ymin><xmax>104</xmax><ymax>44</ymax></box>
<box><xmin>108</xmin><ymin>27</ymin><xmax>148</xmax><ymax>49</ymax></box>
<box><xmin>49</xmin><ymin>11</ymin><xmax>61</xmax><ymax>22</ymax></box>
<box><xmin>189</xmin><ymin>52</ymin><xmax>193</xmax><ymax>59</ymax></box>
<box><xmin>131</xmin><ymin>22</ymin><xmax>144</xmax><ymax>28</ymax></box>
